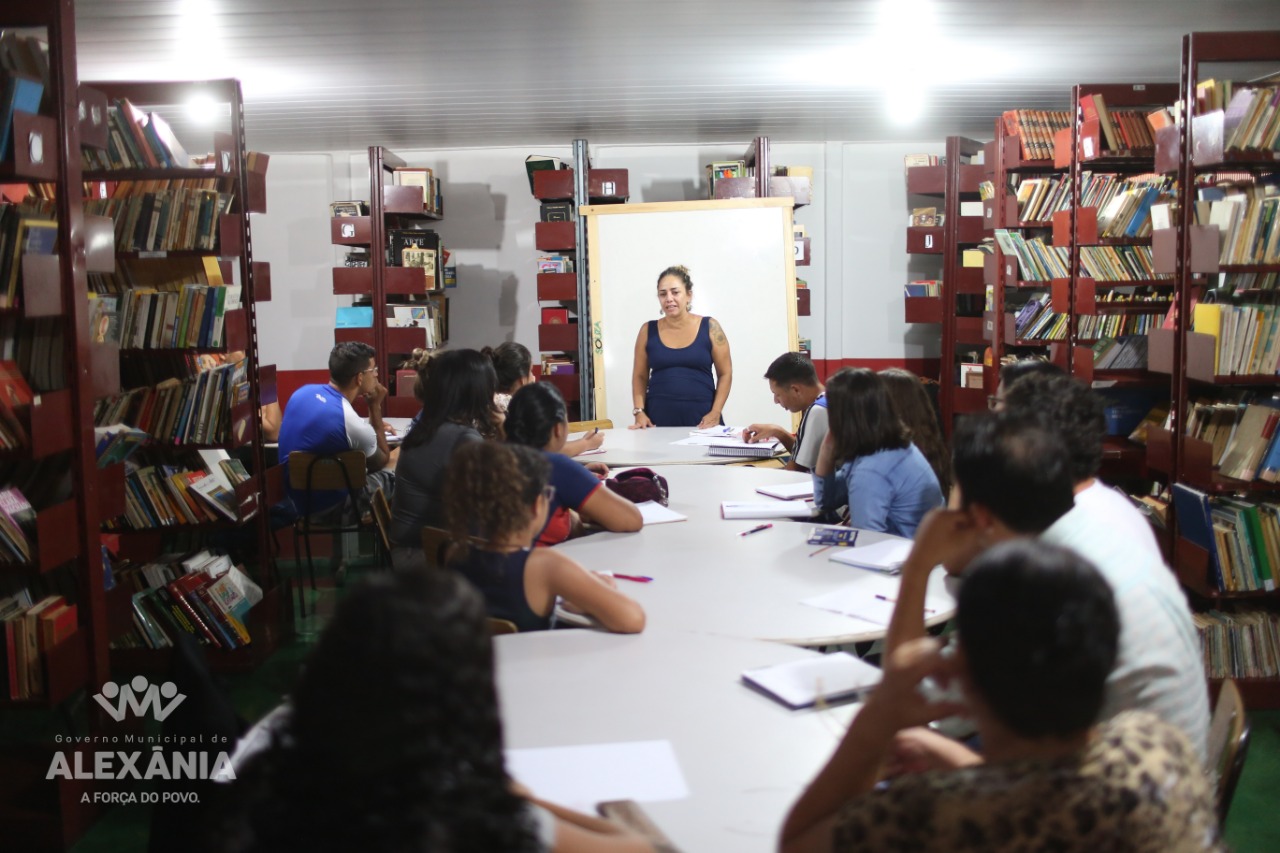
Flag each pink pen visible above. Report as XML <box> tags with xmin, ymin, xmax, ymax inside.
<box><xmin>611</xmin><ymin>574</ymin><xmax>653</xmax><ymax>583</ymax></box>
<box><xmin>741</xmin><ymin>523</ymin><xmax>773</xmax><ymax>537</ymax></box>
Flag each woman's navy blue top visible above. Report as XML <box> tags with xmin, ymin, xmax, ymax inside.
<box><xmin>452</xmin><ymin>547</ymin><xmax>552</xmax><ymax>632</ymax></box>
<box><xmin>644</xmin><ymin>317</ymin><xmax>716</xmax><ymax>427</ymax></box>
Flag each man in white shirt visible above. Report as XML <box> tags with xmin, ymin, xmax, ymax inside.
<box><xmin>743</xmin><ymin>352</ymin><xmax>828</xmax><ymax>472</ymax></box>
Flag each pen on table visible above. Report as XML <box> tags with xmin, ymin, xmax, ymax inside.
<box><xmin>741</xmin><ymin>523</ymin><xmax>773</xmax><ymax>537</ymax></box>
<box><xmin>809</xmin><ymin>545</ymin><xmax>831</xmax><ymax>558</ymax></box>
<box><xmin>611</xmin><ymin>574</ymin><xmax>653</xmax><ymax>583</ymax></box>
<box><xmin>875</xmin><ymin>594</ymin><xmax>935</xmax><ymax>614</ymax></box>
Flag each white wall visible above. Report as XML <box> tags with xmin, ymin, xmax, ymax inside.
<box><xmin>251</xmin><ymin>139</ymin><xmax>951</xmax><ymax>374</ymax></box>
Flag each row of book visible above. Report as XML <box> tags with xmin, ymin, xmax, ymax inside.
<box><xmin>1011</xmin><ymin>294</ymin><xmax>1066</xmax><ymax>341</ymax></box>
<box><xmin>1195</xmin><ymin>609</ymin><xmax>1280</xmax><ymax>680</ymax></box>
<box><xmin>1219</xmin><ymin>86</ymin><xmax>1280</xmax><ymax>154</ymax></box>
<box><xmin>0</xmin><ymin>204</ymin><xmax>57</xmax><ymax>309</ymax></box>
<box><xmin>1</xmin><ymin>592</ymin><xmax>76</xmax><ymax>700</ymax></box>
<box><xmin>391</xmin><ymin>167</ymin><xmax>443</xmax><ymax>216</ymax></box>
<box><xmin>1183</xmin><ymin>392</ymin><xmax>1280</xmax><ymax>483</ymax></box>
<box><xmin>1092</xmin><ymin>176</ymin><xmax>1174</xmax><ymax>239</ymax></box>
<box><xmin>386</xmin><ymin>303</ymin><xmax>445</xmax><ymax>349</ymax></box>
<box><xmin>0</xmin><ymin>485</ymin><xmax>37</xmax><ymax>564</ymax></box>
<box><xmin>1014</xmin><ymin>175</ymin><xmax>1070</xmax><ymax>224</ymax></box>
<box><xmin>1191</xmin><ymin>186</ymin><xmax>1280</xmax><ymax>266</ymax></box>
<box><xmin>1002</xmin><ymin>109</ymin><xmax>1071</xmax><ymax>161</ymax></box>
<box><xmin>86</xmin><ymin>188</ymin><xmax>234</xmax><ymax>254</ymax></box>
<box><xmin>1092</xmin><ymin>335</ymin><xmax>1150</xmax><ymax>370</ymax></box>
<box><xmin>994</xmin><ymin>230</ymin><xmax>1069</xmax><ymax>281</ymax></box>
<box><xmin>537</xmin><ymin>254</ymin><xmax>575</xmax><ymax>274</ymax></box>
<box><xmin>1077</xmin><ymin>312</ymin><xmax>1163</xmax><ymax>341</ymax></box>
<box><xmin>705</xmin><ymin>160</ymin><xmax>747</xmax><ymax>198</ymax></box>
<box><xmin>101</xmin><ymin>283</ymin><xmax>241</xmax><ymax>350</ymax></box>
<box><xmin>93</xmin><ymin>359</ymin><xmax>250</xmax><ymax>447</ymax></box>
<box><xmin>1080</xmin><ymin>94</ymin><xmax>1160</xmax><ymax>153</ymax></box>
<box><xmin>110</xmin><ymin>551</ymin><xmax>262</xmax><ymax>652</ymax></box>
<box><xmin>80</xmin><ymin>99</ymin><xmax>191</xmax><ymax>172</ymax></box>
<box><xmin>1177</xmin><ymin>483</ymin><xmax>1280</xmax><ymax>593</ymax></box>
<box><xmin>1193</xmin><ymin>302</ymin><xmax>1280</xmax><ymax>377</ymax></box>
<box><xmin>1216</xmin><ymin>272</ymin><xmax>1280</xmax><ymax>293</ymax></box>
<box><xmin>0</xmin><ymin>31</ymin><xmax>48</xmax><ymax>163</ymax></box>
<box><xmin>104</xmin><ymin>456</ymin><xmax>249</xmax><ymax>531</ymax></box>
<box><xmin>1078</xmin><ymin>245</ymin><xmax>1168</xmax><ymax>282</ymax></box>
<box><xmin>0</xmin><ymin>317</ymin><xmax>63</xmax><ymax>395</ymax></box>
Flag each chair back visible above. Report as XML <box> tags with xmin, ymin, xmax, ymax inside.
<box><xmin>1207</xmin><ymin>679</ymin><xmax>1251</xmax><ymax>825</ymax></box>
<box><xmin>568</xmin><ymin>418</ymin><xmax>613</xmax><ymax>433</ymax></box>
<box><xmin>421</xmin><ymin>526</ymin><xmax>454</xmax><ymax>570</ymax></box>
<box><xmin>287</xmin><ymin>450</ymin><xmax>366</xmax><ymax>515</ymax></box>
<box><xmin>487</xmin><ymin>618</ymin><xmax>519</xmax><ymax>636</ymax></box>
<box><xmin>370</xmin><ymin>487</ymin><xmax>393</xmax><ymax>552</ymax></box>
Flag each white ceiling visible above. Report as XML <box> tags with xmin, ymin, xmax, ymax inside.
<box><xmin>70</xmin><ymin>0</ymin><xmax>1280</xmax><ymax>153</ymax></box>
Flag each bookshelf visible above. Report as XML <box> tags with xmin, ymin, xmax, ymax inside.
<box><xmin>710</xmin><ymin>136</ymin><xmax>813</xmax><ymax>336</ymax></box>
<box><xmin>79</xmin><ymin>78</ymin><xmax>284</xmax><ymax>676</ymax></box>
<box><xmin>532</xmin><ymin>139</ymin><xmax>628</xmax><ymax>419</ymax></box>
<box><xmin>985</xmin><ymin>109</ymin><xmax>1072</xmax><ymax>373</ymax></box>
<box><xmin>904</xmin><ymin>137</ymin><xmax>990</xmax><ymax>435</ymax></box>
<box><xmin>331</xmin><ymin>147</ymin><xmax>446</xmax><ymax>418</ymax></box>
<box><xmin>1051</xmin><ymin>83</ymin><xmax>1180</xmax><ymax>479</ymax></box>
<box><xmin>1151</xmin><ymin>31</ymin><xmax>1280</xmax><ymax>709</ymax></box>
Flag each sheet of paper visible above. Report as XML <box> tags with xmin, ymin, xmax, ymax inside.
<box><xmin>637</xmin><ymin>501</ymin><xmax>687</xmax><ymax>524</ymax></box>
<box><xmin>506</xmin><ymin>740</ymin><xmax>690</xmax><ymax>814</ymax></box>
<box><xmin>721</xmin><ymin>500</ymin><xmax>813</xmax><ymax>519</ymax></box>
<box><xmin>673</xmin><ymin>433</ymin><xmax>781</xmax><ymax>450</ymax></box>
<box><xmin>575</xmin><ymin>447</ymin><xmax>608</xmax><ymax>456</ymax></box>
<box><xmin>801</xmin><ymin>575</ymin><xmax>949</xmax><ymax>626</ymax></box>
<box><xmin>828</xmin><ymin>538</ymin><xmax>913</xmax><ymax>573</ymax></box>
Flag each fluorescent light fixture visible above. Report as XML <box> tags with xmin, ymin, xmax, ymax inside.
<box><xmin>186</xmin><ymin>94</ymin><xmax>228</xmax><ymax>124</ymax></box>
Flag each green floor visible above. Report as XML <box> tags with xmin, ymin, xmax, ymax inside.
<box><xmin>65</xmin><ymin>572</ymin><xmax>1280</xmax><ymax>852</ymax></box>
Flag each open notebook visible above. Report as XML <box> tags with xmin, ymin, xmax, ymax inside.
<box><xmin>742</xmin><ymin>652</ymin><xmax>881</xmax><ymax>709</ymax></box>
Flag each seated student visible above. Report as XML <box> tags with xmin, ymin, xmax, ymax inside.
<box><xmin>879</xmin><ymin>367</ymin><xmax>950</xmax><ymax>496</ymax></box>
<box><xmin>388</xmin><ymin>349</ymin><xmax>503</xmax><ymax>571</ymax></box>
<box><xmin>277</xmin><ymin>341</ymin><xmax>394</xmax><ymax>522</ymax></box>
<box><xmin>505</xmin><ymin>383</ymin><xmax>643</xmax><ymax>546</ymax></box>
<box><xmin>742</xmin><ymin>352</ymin><xmax>828</xmax><ymax>472</ymax></box>
<box><xmin>484</xmin><ymin>341</ymin><xmax>604</xmax><ymax>458</ymax></box>
<box><xmin>216</xmin><ymin>568</ymin><xmax>653</xmax><ymax>852</ymax></box>
<box><xmin>886</xmin><ymin>412</ymin><xmax>1210</xmax><ymax>763</ymax></box>
<box><xmin>781</xmin><ymin>539</ymin><xmax>1222</xmax><ymax>853</ymax></box>
<box><xmin>813</xmin><ymin>368</ymin><xmax>943</xmax><ymax>537</ymax></box>
<box><xmin>991</xmin><ymin>356</ymin><xmax>1064</xmax><ymax>409</ymax></box>
<box><xmin>443</xmin><ymin>442</ymin><xmax>645</xmax><ymax>633</ymax></box>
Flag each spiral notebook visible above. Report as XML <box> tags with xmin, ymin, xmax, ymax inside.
<box><xmin>741</xmin><ymin>652</ymin><xmax>882</xmax><ymax>709</ymax></box>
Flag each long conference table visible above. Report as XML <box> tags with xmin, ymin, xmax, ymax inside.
<box><xmin>575</xmin><ymin>425</ymin><xmax>782</xmax><ymax>467</ymax></box>
<box><xmin>495</xmin><ymin>439</ymin><xmax>958</xmax><ymax>852</ymax></box>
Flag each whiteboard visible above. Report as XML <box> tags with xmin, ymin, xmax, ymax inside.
<box><xmin>583</xmin><ymin>199</ymin><xmax>798</xmax><ymax>428</ymax></box>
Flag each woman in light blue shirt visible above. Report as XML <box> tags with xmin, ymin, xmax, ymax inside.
<box><xmin>813</xmin><ymin>368</ymin><xmax>943</xmax><ymax>537</ymax></box>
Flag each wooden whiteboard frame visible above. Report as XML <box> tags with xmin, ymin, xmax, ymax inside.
<box><xmin>582</xmin><ymin>198</ymin><xmax>799</xmax><ymax>424</ymax></box>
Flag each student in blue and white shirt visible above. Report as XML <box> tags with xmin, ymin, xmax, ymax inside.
<box><xmin>277</xmin><ymin>341</ymin><xmax>394</xmax><ymax>522</ymax></box>
<box><xmin>743</xmin><ymin>352</ymin><xmax>829</xmax><ymax>473</ymax></box>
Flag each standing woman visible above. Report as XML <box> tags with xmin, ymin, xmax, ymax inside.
<box><xmin>388</xmin><ymin>349</ymin><xmax>502</xmax><ymax>571</ymax></box>
<box><xmin>814</xmin><ymin>368</ymin><xmax>944</xmax><ymax>538</ymax></box>
<box><xmin>630</xmin><ymin>265</ymin><xmax>732</xmax><ymax>429</ymax></box>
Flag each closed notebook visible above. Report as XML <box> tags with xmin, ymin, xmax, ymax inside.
<box><xmin>828</xmin><ymin>538</ymin><xmax>913</xmax><ymax>573</ymax></box>
<box><xmin>708</xmin><ymin>444</ymin><xmax>779</xmax><ymax>458</ymax></box>
<box><xmin>720</xmin><ymin>501</ymin><xmax>812</xmax><ymax>520</ymax></box>
<box><xmin>756</xmin><ymin>482</ymin><xmax>815</xmax><ymax>500</ymax></box>
<box><xmin>741</xmin><ymin>652</ymin><xmax>882</xmax><ymax>709</ymax></box>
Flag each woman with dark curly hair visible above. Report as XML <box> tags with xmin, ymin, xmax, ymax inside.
<box><xmin>813</xmin><ymin>368</ymin><xmax>943</xmax><ymax>537</ymax></box>
<box><xmin>482</xmin><ymin>341</ymin><xmax>605</xmax><ymax>457</ymax></box>
<box><xmin>445</xmin><ymin>442</ymin><xmax>645</xmax><ymax>633</ymax></box>
<box><xmin>506</xmin><ymin>382</ymin><xmax>642</xmax><ymax>546</ymax></box>
<box><xmin>878</xmin><ymin>368</ymin><xmax>951</xmax><ymax>497</ymax></box>
<box><xmin>217</xmin><ymin>569</ymin><xmax>653</xmax><ymax>851</ymax></box>
<box><xmin>389</xmin><ymin>348</ymin><xmax>503</xmax><ymax>571</ymax></box>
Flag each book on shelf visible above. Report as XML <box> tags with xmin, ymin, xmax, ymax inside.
<box><xmin>1013</xmin><ymin>175</ymin><xmax>1071</xmax><ymax>223</ymax></box>
<box><xmin>909</xmin><ymin>207</ymin><xmax>939</xmax><ymax>227</ymax></box>
<box><xmin>0</xmin><ymin>70</ymin><xmax>44</xmax><ymax>163</ymax></box>
<box><xmin>903</xmin><ymin>153</ymin><xmax>939</xmax><ymax>170</ymax></box>
<box><xmin>540</xmin><ymin>202</ymin><xmax>574</xmax><ymax>222</ymax></box>
<box><xmin>79</xmin><ymin>99</ymin><xmax>199</xmax><ymax>171</ymax></box>
<box><xmin>110</xmin><ymin>552</ymin><xmax>260</xmax><ymax>652</ymax></box>
<box><xmin>1001</xmin><ymin>110</ymin><xmax>1071</xmax><ymax>161</ymax></box>
<box><xmin>104</xmin><ymin>451</ymin><xmax>250</xmax><ymax>532</ymax></box>
<box><xmin>329</xmin><ymin>200</ymin><xmax>368</xmax><ymax>217</ymax></box>
<box><xmin>524</xmin><ymin>155</ymin><xmax>565</xmax><ymax>195</ymax></box>
<box><xmin>1195</xmin><ymin>608</ymin><xmax>1280</xmax><ymax>680</ymax></box>
<box><xmin>336</xmin><ymin>305</ymin><xmax>374</xmax><ymax>328</ymax></box>
<box><xmin>0</xmin><ymin>486</ymin><xmax>36</xmax><ymax>563</ymax></box>
<box><xmin>537</xmin><ymin>254</ymin><xmax>574</xmax><ymax>274</ymax></box>
<box><xmin>85</xmin><ymin>185</ymin><xmax>234</xmax><ymax>253</ymax></box>
<box><xmin>1</xmin><ymin>593</ymin><xmax>77</xmax><ymax>701</ymax></box>
<box><xmin>904</xmin><ymin>280</ymin><xmax>942</xmax><ymax>298</ymax></box>
<box><xmin>93</xmin><ymin>357</ymin><xmax>250</xmax><ymax>448</ymax></box>
<box><xmin>392</xmin><ymin>167</ymin><xmax>439</xmax><ymax>215</ymax></box>
<box><xmin>115</xmin><ymin>283</ymin><xmax>239</xmax><ymax>350</ymax></box>
<box><xmin>94</xmin><ymin>423</ymin><xmax>150</xmax><ymax>467</ymax></box>
<box><xmin>1</xmin><ymin>215</ymin><xmax>56</xmax><ymax>309</ymax></box>
<box><xmin>540</xmin><ymin>357</ymin><xmax>575</xmax><ymax>376</ymax></box>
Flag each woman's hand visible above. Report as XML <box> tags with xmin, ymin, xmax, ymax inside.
<box><xmin>585</xmin><ymin>461</ymin><xmax>610</xmax><ymax>479</ymax></box>
<box><xmin>630</xmin><ymin>411</ymin><xmax>655</xmax><ymax>430</ymax></box>
<box><xmin>583</xmin><ymin>429</ymin><xmax>605</xmax><ymax>451</ymax></box>
<box><xmin>697</xmin><ymin>410</ymin><xmax>722</xmax><ymax>430</ymax></box>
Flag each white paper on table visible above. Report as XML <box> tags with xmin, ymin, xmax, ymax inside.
<box><xmin>690</xmin><ymin>426</ymin><xmax>742</xmax><ymax>436</ymax></box>
<box><xmin>637</xmin><ymin>501</ymin><xmax>687</xmax><ymax>524</ymax></box>
<box><xmin>721</xmin><ymin>500</ymin><xmax>813</xmax><ymax>519</ymax></box>
<box><xmin>755</xmin><ymin>481</ymin><xmax>815</xmax><ymax>500</ymax></box>
<box><xmin>801</xmin><ymin>574</ymin><xmax>949</xmax><ymax>626</ymax></box>
<box><xmin>828</xmin><ymin>539</ymin><xmax>913</xmax><ymax>573</ymax></box>
<box><xmin>674</xmin><ymin>434</ymin><xmax>782</xmax><ymax>449</ymax></box>
<box><xmin>574</xmin><ymin>447</ymin><xmax>608</xmax><ymax>456</ymax></box>
<box><xmin>505</xmin><ymin>740</ymin><xmax>690</xmax><ymax>814</ymax></box>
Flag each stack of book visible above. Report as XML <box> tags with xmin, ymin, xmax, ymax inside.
<box><xmin>1193</xmin><ymin>303</ymin><xmax>1280</xmax><ymax>377</ymax></box>
<box><xmin>1078</xmin><ymin>245</ymin><xmax>1167</xmax><ymax>281</ymax></box>
<box><xmin>103</xmin><ymin>454</ymin><xmax>248</xmax><ymax>531</ymax></box>
<box><xmin>109</xmin><ymin>551</ymin><xmax>262</xmax><ymax>652</ymax></box>
<box><xmin>1077</xmin><ymin>313</ymin><xmax>1163</xmax><ymax>341</ymax></box>
<box><xmin>1</xmin><ymin>592</ymin><xmax>77</xmax><ymax>700</ymax></box>
<box><xmin>1092</xmin><ymin>335</ymin><xmax>1151</xmax><ymax>370</ymax></box>
<box><xmin>1218</xmin><ymin>86</ymin><xmax>1280</xmax><ymax>153</ymax></box>
<box><xmin>1191</xmin><ymin>187</ymin><xmax>1280</xmax><ymax>266</ymax></box>
<box><xmin>1195</xmin><ymin>609</ymin><xmax>1280</xmax><ymax>679</ymax></box>
<box><xmin>1002</xmin><ymin>110</ymin><xmax>1072</xmax><ymax>160</ymax></box>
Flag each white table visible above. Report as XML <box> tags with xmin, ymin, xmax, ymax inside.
<box><xmin>495</xmin><ymin>627</ymin><xmax>857</xmax><ymax>853</ymax></box>
<box><xmin>577</xmin><ymin>426</ymin><xmax>782</xmax><ymax>467</ymax></box>
<box><xmin>560</xmin><ymin>465</ymin><xmax>956</xmax><ymax>646</ymax></box>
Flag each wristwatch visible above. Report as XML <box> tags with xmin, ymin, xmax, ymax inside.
<box><xmin>632</xmin><ymin>407</ymin><xmax>644</xmax><ymax>416</ymax></box>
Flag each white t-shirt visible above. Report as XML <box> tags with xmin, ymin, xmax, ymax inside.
<box><xmin>793</xmin><ymin>402</ymin><xmax>829</xmax><ymax>472</ymax></box>
<box><xmin>1041</xmin><ymin>481</ymin><xmax>1210</xmax><ymax>763</ymax></box>
<box><xmin>341</xmin><ymin>395</ymin><xmax>378</xmax><ymax>457</ymax></box>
